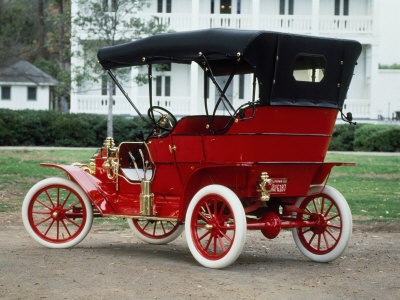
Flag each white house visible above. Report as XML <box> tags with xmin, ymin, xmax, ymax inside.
<box><xmin>71</xmin><ymin>0</ymin><xmax>400</xmax><ymax>120</ymax></box>
<box><xmin>0</xmin><ymin>61</ymin><xmax>58</xmax><ymax>111</ymax></box>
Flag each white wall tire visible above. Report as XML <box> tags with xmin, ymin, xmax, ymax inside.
<box><xmin>292</xmin><ymin>185</ymin><xmax>352</xmax><ymax>262</ymax></box>
<box><xmin>185</xmin><ymin>185</ymin><xmax>246</xmax><ymax>269</ymax></box>
<box><xmin>127</xmin><ymin>219</ymin><xmax>184</xmax><ymax>244</ymax></box>
<box><xmin>22</xmin><ymin>177</ymin><xmax>93</xmax><ymax>249</ymax></box>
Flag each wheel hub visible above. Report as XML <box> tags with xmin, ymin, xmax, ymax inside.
<box><xmin>51</xmin><ymin>207</ymin><xmax>65</xmax><ymax>220</ymax></box>
<box><xmin>312</xmin><ymin>214</ymin><xmax>328</xmax><ymax>234</ymax></box>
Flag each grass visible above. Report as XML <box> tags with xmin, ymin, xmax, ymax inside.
<box><xmin>0</xmin><ymin>149</ymin><xmax>399</xmax><ymax>224</ymax></box>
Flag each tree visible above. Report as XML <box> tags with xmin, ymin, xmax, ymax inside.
<box><xmin>73</xmin><ymin>0</ymin><xmax>167</xmax><ymax>137</ymax></box>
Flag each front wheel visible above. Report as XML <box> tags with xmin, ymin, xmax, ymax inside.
<box><xmin>22</xmin><ymin>177</ymin><xmax>93</xmax><ymax>248</ymax></box>
<box><xmin>127</xmin><ymin>219</ymin><xmax>184</xmax><ymax>244</ymax></box>
<box><xmin>292</xmin><ymin>185</ymin><xmax>352</xmax><ymax>262</ymax></box>
<box><xmin>185</xmin><ymin>185</ymin><xmax>246</xmax><ymax>269</ymax></box>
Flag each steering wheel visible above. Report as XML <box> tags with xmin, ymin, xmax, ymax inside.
<box><xmin>148</xmin><ymin>106</ymin><xmax>177</xmax><ymax>132</ymax></box>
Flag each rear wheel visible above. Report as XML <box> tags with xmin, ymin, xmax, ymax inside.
<box><xmin>127</xmin><ymin>219</ymin><xmax>183</xmax><ymax>244</ymax></box>
<box><xmin>185</xmin><ymin>185</ymin><xmax>246</xmax><ymax>269</ymax></box>
<box><xmin>22</xmin><ymin>177</ymin><xmax>93</xmax><ymax>248</ymax></box>
<box><xmin>292</xmin><ymin>185</ymin><xmax>352</xmax><ymax>262</ymax></box>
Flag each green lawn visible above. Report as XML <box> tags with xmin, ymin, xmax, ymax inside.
<box><xmin>0</xmin><ymin>149</ymin><xmax>399</xmax><ymax>223</ymax></box>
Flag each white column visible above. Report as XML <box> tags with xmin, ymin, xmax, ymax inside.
<box><xmin>369</xmin><ymin>0</ymin><xmax>380</xmax><ymax>119</ymax></box>
<box><xmin>252</xmin><ymin>0</ymin><xmax>260</xmax><ymax>29</ymax></box>
<box><xmin>311</xmin><ymin>0</ymin><xmax>320</xmax><ymax>35</ymax></box>
<box><xmin>191</xmin><ymin>0</ymin><xmax>199</xmax><ymax>29</ymax></box>
<box><xmin>190</xmin><ymin>62</ymin><xmax>199</xmax><ymax>114</ymax></box>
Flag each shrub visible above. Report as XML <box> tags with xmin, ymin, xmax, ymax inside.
<box><xmin>354</xmin><ymin>125</ymin><xmax>400</xmax><ymax>152</ymax></box>
<box><xmin>328</xmin><ymin>124</ymin><xmax>358</xmax><ymax>151</ymax></box>
<box><xmin>0</xmin><ymin>109</ymin><xmax>152</xmax><ymax>146</ymax></box>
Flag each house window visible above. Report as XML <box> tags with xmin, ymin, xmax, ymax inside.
<box><xmin>1</xmin><ymin>86</ymin><xmax>11</xmax><ymax>100</ymax></box>
<box><xmin>27</xmin><ymin>87</ymin><xmax>37</xmax><ymax>101</ymax></box>
<box><xmin>280</xmin><ymin>0</ymin><xmax>294</xmax><ymax>15</ymax></box>
<box><xmin>158</xmin><ymin>0</ymin><xmax>171</xmax><ymax>13</ymax></box>
<box><xmin>238</xmin><ymin>74</ymin><xmax>245</xmax><ymax>99</ymax></box>
<box><xmin>103</xmin><ymin>0</ymin><xmax>117</xmax><ymax>12</ymax></box>
<box><xmin>101</xmin><ymin>76</ymin><xmax>115</xmax><ymax>96</ymax></box>
<box><xmin>335</xmin><ymin>0</ymin><xmax>349</xmax><ymax>15</ymax></box>
<box><xmin>220</xmin><ymin>0</ymin><xmax>232</xmax><ymax>14</ymax></box>
<box><xmin>155</xmin><ymin>76</ymin><xmax>171</xmax><ymax>97</ymax></box>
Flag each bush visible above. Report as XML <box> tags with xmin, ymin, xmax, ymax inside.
<box><xmin>328</xmin><ymin>124</ymin><xmax>358</xmax><ymax>151</ymax></box>
<box><xmin>354</xmin><ymin>125</ymin><xmax>400</xmax><ymax>152</ymax></box>
<box><xmin>328</xmin><ymin>123</ymin><xmax>400</xmax><ymax>152</ymax></box>
<box><xmin>0</xmin><ymin>109</ymin><xmax>152</xmax><ymax>146</ymax></box>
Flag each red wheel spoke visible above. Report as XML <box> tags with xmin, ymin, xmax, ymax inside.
<box><xmin>317</xmin><ymin>234</ymin><xmax>321</xmax><ymax>250</ymax></box>
<box><xmin>199</xmin><ymin>212</ymin><xmax>211</xmax><ymax>223</ymax></box>
<box><xmin>219</xmin><ymin>230</ymin><xmax>232</xmax><ymax>243</ymax></box>
<box><xmin>217</xmin><ymin>203</ymin><xmax>226</xmax><ymax>220</ymax></box>
<box><xmin>213</xmin><ymin>235</ymin><xmax>217</xmax><ymax>255</ymax></box>
<box><xmin>217</xmin><ymin>235</ymin><xmax>225</xmax><ymax>252</ymax></box>
<box><xmin>32</xmin><ymin>211</ymin><xmax>51</xmax><ymax>214</ymax></box>
<box><xmin>45</xmin><ymin>190</ymin><xmax>55</xmax><ymax>208</ymax></box>
<box><xmin>326</xmin><ymin>228</ymin><xmax>338</xmax><ymax>241</ymax></box>
<box><xmin>214</xmin><ymin>199</ymin><xmax>218</xmax><ymax>217</ymax></box>
<box><xmin>204</xmin><ymin>233</ymin><xmax>213</xmax><ymax>251</ymax></box>
<box><xmin>61</xmin><ymin>219</ymin><xmax>71</xmax><ymax>237</ymax></box>
<box><xmin>323</xmin><ymin>232</ymin><xmax>330</xmax><ymax>249</ymax></box>
<box><xmin>160</xmin><ymin>221</ymin><xmax>166</xmax><ymax>234</ymax></box>
<box><xmin>324</xmin><ymin>203</ymin><xmax>334</xmax><ymax>217</ymax></box>
<box><xmin>308</xmin><ymin>232</ymin><xmax>316</xmax><ymax>245</ymax></box>
<box><xmin>327</xmin><ymin>214</ymin><xmax>340</xmax><ymax>221</ymax></box>
<box><xmin>57</xmin><ymin>188</ymin><xmax>60</xmax><ymax>206</ymax></box>
<box><xmin>65</xmin><ymin>216</ymin><xmax>80</xmax><ymax>228</ymax></box>
<box><xmin>321</xmin><ymin>197</ymin><xmax>325</xmax><ymax>215</ymax></box>
<box><xmin>35</xmin><ymin>199</ymin><xmax>52</xmax><ymax>211</ymax></box>
<box><xmin>44</xmin><ymin>219</ymin><xmax>55</xmax><ymax>236</ymax></box>
<box><xmin>142</xmin><ymin>221</ymin><xmax>150</xmax><ymax>230</ymax></box>
<box><xmin>204</xmin><ymin>202</ymin><xmax>213</xmax><ymax>220</ymax></box>
<box><xmin>35</xmin><ymin>216</ymin><xmax>52</xmax><ymax>226</ymax></box>
<box><xmin>327</xmin><ymin>224</ymin><xmax>341</xmax><ymax>229</ymax></box>
<box><xmin>305</xmin><ymin>207</ymin><xmax>313</xmax><ymax>215</ymax></box>
<box><xmin>313</xmin><ymin>199</ymin><xmax>319</xmax><ymax>214</ymax></box>
<box><xmin>57</xmin><ymin>220</ymin><xmax>60</xmax><ymax>240</ymax></box>
<box><xmin>153</xmin><ymin>221</ymin><xmax>157</xmax><ymax>236</ymax></box>
<box><xmin>167</xmin><ymin>221</ymin><xmax>175</xmax><ymax>227</ymax></box>
<box><xmin>64</xmin><ymin>200</ymin><xmax>80</xmax><ymax>211</ymax></box>
<box><xmin>60</xmin><ymin>191</ymin><xmax>72</xmax><ymax>208</ymax></box>
<box><xmin>302</xmin><ymin>228</ymin><xmax>311</xmax><ymax>234</ymax></box>
<box><xmin>198</xmin><ymin>230</ymin><xmax>211</xmax><ymax>241</ymax></box>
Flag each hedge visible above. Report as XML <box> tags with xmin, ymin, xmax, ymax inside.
<box><xmin>329</xmin><ymin>124</ymin><xmax>400</xmax><ymax>152</ymax></box>
<box><xmin>0</xmin><ymin>109</ymin><xmax>399</xmax><ymax>151</ymax></box>
<box><xmin>0</xmin><ymin>109</ymin><xmax>152</xmax><ymax>146</ymax></box>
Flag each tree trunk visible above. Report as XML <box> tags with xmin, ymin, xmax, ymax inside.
<box><xmin>59</xmin><ymin>0</ymin><xmax>68</xmax><ymax>112</ymax></box>
<box><xmin>107</xmin><ymin>80</ymin><xmax>113</xmax><ymax>137</ymax></box>
<box><xmin>38</xmin><ymin>0</ymin><xmax>45</xmax><ymax>58</ymax></box>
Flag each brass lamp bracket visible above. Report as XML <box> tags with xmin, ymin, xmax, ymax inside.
<box><xmin>257</xmin><ymin>172</ymin><xmax>274</xmax><ymax>202</ymax></box>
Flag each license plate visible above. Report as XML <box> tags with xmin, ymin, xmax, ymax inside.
<box><xmin>271</xmin><ymin>178</ymin><xmax>288</xmax><ymax>194</ymax></box>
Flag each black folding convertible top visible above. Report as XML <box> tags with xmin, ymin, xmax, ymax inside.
<box><xmin>98</xmin><ymin>28</ymin><xmax>361</xmax><ymax>110</ymax></box>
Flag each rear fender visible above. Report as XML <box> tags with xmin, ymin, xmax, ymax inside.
<box><xmin>312</xmin><ymin>162</ymin><xmax>355</xmax><ymax>185</ymax></box>
<box><xmin>40</xmin><ymin>163</ymin><xmax>116</xmax><ymax>216</ymax></box>
<box><xmin>179</xmin><ymin>164</ymin><xmax>252</xmax><ymax>220</ymax></box>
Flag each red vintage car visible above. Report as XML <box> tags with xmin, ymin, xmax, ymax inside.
<box><xmin>22</xmin><ymin>29</ymin><xmax>361</xmax><ymax>268</ymax></box>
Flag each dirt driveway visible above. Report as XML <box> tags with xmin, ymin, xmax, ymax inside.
<box><xmin>0</xmin><ymin>212</ymin><xmax>399</xmax><ymax>300</ymax></box>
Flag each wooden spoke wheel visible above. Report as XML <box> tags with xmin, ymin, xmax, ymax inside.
<box><xmin>127</xmin><ymin>219</ymin><xmax>184</xmax><ymax>244</ymax></box>
<box><xmin>22</xmin><ymin>177</ymin><xmax>93</xmax><ymax>248</ymax></box>
<box><xmin>292</xmin><ymin>185</ymin><xmax>352</xmax><ymax>262</ymax></box>
<box><xmin>185</xmin><ymin>185</ymin><xmax>246</xmax><ymax>269</ymax></box>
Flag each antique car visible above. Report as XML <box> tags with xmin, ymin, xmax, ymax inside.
<box><xmin>22</xmin><ymin>29</ymin><xmax>361</xmax><ymax>268</ymax></box>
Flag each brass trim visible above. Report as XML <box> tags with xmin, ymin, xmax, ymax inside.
<box><xmin>257</xmin><ymin>171</ymin><xmax>273</xmax><ymax>202</ymax></box>
<box><xmin>103</xmin><ymin>214</ymin><xmax>178</xmax><ymax>222</ymax></box>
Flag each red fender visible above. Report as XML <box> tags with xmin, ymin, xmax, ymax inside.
<box><xmin>311</xmin><ymin>162</ymin><xmax>356</xmax><ymax>184</ymax></box>
<box><xmin>40</xmin><ymin>163</ymin><xmax>116</xmax><ymax>216</ymax></box>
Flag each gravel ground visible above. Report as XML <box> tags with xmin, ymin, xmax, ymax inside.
<box><xmin>0</xmin><ymin>212</ymin><xmax>399</xmax><ymax>300</ymax></box>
